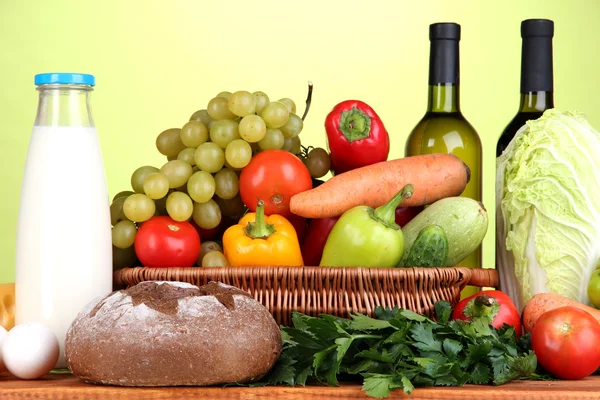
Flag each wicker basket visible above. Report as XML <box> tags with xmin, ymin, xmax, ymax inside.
<box><xmin>114</xmin><ymin>266</ymin><xmax>498</xmax><ymax>326</ymax></box>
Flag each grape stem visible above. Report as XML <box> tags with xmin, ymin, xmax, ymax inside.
<box><xmin>301</xmin><ymin>81</ymin><xmax>313</xmax><ymax>121</ymax></box>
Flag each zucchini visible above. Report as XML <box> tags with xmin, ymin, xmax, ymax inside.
<box><xmin>402</xmin><ymin>225</ymin><xmax>449</xmax><ymax>267</ymax></box>
<box><xmin>398</xmin><ymin>197</ymin><xmax>488</xmax><ymax>267</ymax></box>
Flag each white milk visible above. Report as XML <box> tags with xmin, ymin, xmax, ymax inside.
<box><xmin>15</xmin><ymin>126</ymin><xmax>113</xmax><ymax>369</ymax></box>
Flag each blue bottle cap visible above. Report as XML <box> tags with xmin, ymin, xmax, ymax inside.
<box><xmin>34</xmin><ymin>73</ymin><xmax>95</xmax><ymax>86</ymax></box>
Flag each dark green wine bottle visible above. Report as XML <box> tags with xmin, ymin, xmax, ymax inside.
<box><xmin>405</xmin><ymin>22</ymin><xmax>482</xmax><ymax>299</ymax></box>
<box><xmin>496</xmin><ymin>19</ymin><xmax>554</xmax><ymax>157</ymax></box>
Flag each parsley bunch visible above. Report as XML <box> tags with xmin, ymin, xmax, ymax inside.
<box><xmin>258</xmin><ymin>301</ymin><xmax>537</xmax><ymax>398</ymax></box>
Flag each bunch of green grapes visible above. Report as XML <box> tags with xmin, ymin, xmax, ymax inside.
<box><xmin>110</xmin><ymin>89</ymin><xmax>307</xmax><ymax>268</ymax></box>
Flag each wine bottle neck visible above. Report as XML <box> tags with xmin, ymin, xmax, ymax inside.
<box><xmin>427</xmin><ymin>84</ymin><xmax>460</xmax><ymax>113</ymax></box>
<box><xmin>428</xmin><ymin>34</ymin><xmax>460</xmax><ymax>84</ymax></box>
<box><xmin>521</xmin><ymin>31</ymin><xmax>553</xmax><ymax>93</ymax></box>
<box><xmin>518</xmin><ymin>91</ymin><xmax>554</xmax><ymax>113</ymax></box>
<box><xmin>427</xmin><ymin>30</ymin><xmax>460</xmax><ymax>113</ymax></box>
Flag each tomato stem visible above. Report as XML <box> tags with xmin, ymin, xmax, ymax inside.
<box><xmin>559</xmin><ymin>322</ymin><xmax>572</xmax><ymax>334</ymax></box>
<box><xmin>463</xmin><ymin>294</ymin><xmax>501</xmax><ymax>323</ymax></box>
<box><xmin>474</xmin><ymin>294</ymin><xmax>495</xmax><ymax>307</ymax></box>
<box><xmin>272</xmin><ymin>194</ymin><xmax>284</xmax><ymax>204</ymax></box>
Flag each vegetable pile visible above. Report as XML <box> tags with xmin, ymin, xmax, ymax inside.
<box><xmin>106</xmin><ymin>84</ymin><xmax>600</xmax><ymax>396</ymax></box>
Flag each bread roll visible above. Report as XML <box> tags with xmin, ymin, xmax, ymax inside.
<box><xmin>65</xmin><ymin>281</ymin><xmax>281</xmax><ymax>386</ymax></box>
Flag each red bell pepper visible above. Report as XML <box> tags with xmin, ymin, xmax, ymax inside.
<box><xmin>324</xmin><ymin>100</ymin><xmax>390</xmax><ymax>175</ymax></box>
<box><xmin>287</xmin><ymin>214</ymin><xmax>308</xmax><ymax>244</ymax></box>
<box><xmin>300</xmin><ymin>216</ymin><xmax>340</xmax><ymax>266</ymax></box>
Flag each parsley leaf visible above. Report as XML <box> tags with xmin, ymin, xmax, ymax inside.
<box><xmin>383</xmin><ymin>325</ymin><xmax>410</xmax><ymax>344</ymax></box>
<box><xmin>374</xmin><ymin>306</ymin><xmax>399</xmax><ymax>321</ymax></box>
<box><xmin>346</xmin><ymin>358</ymin><xmax>376</xmax><ymax>375</ymax></box>
<box><xmin>305</xmin><ymin>317</ymin><xmax>345</xmax><ymax>342</ymax></box>
<box><xmin>493</xmin><ymin>351</ymin><xmax>538</xmax><ymax>385</ymax></box>
<box><xmin>295</xmin><ymin>366</ymin><xmax>312</xmax><ymax>386</ymax></box>
<box><xmin>362</xmin><ymin>373</ymin><xmax>412</xmax><ymax>398</ymax></box>
<box><xmin>469</xmin><ymin>362</ymin><xmax>491</xmax><ymax>384</ymax></box>
<box><xmin>435</xmin><ymin>375</ymin><xmax>459</xmax><ymax>386</ymax></box>
<box><xmin>399</xmin><ymin>309</ymin><xmax>432</xmax><ymax>323</ymax></box>
<box><xmin>282</xmin><ymin>327</ymin><xmax>323</xmax><ymax>350</ymax></box>
<box><xmin>442</xmin><ymin>338</ymin><xmax>463</xmax><ymax>360</ymax></box>
<box><xmin>348</xmin><ymin>313</ymin><xmax>396</xmax><ymax>331</ymax></box>
<box><xmin>465</xmin><ymin>342</ymin><xmax>493</xmax><ymax>364</ymax></box>
<box><xmin>355</xmin><ymin>348</ymin><xmax>394</xmax><ymax>363</ymax></box>
<box><xmin>261</xmin><ymin>354</ymin><xmax>296</xmax><ymax>386</ymax></box>
<box><xmin>435</xmin><ymin>300</ymin><xmax>452</xmax><ymax>323</ymax></box>
<box><xmin>411</xmin><ymin>323</ymin><xmax>443</xmax><ymax>354</ymax></box>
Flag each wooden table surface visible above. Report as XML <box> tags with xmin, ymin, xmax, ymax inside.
<box><xmin>2</xmin><ymin>372</ymin><xmax>600</xmax><ymax>399</ymax></box>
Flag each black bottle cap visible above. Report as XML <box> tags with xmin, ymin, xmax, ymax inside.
<box><xmin>521</xmin><ymin>19</ymin><xmax>554</xmax><ymax>38</ymax></box>
<box><xmin>430</xmin><ymin>23</ymin><xmax>461</xmax><ymax>41</ymax></box>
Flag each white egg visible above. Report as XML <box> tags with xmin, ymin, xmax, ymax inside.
<box><xmin>0</xmin><ymin>325</ymin><xmax>7</xmax><ymax>372</ymax></box>
<box><xmin>1</xmin><ymin>322</ymin><xmax>59</xmax><ymax>379</ymax></box>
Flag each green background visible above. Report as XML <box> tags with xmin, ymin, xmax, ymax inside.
<box><xmin>1</xmin><ymin>0</ymin><xmax>599</xmax><ymax>283</ymax></box>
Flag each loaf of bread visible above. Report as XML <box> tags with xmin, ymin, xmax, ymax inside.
<box><xmin>65</xmin><ymin>281</ymin><xmax>282</xmax><ymax>386</ymax></box>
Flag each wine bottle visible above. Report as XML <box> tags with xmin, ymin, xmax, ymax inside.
<box><xmin>496</xmin><ymin>19</ymin><xmax>554</xmax><ymax>157</ymax></box>
<box><xmin>405</xmin><ymin>22</ymin><xmax>482</xmax><ymax>298</ymax></box>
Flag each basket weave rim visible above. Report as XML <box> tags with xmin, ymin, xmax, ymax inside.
<box><xmin>114</xmin><ymin>265</ymin><xmax>499</xmax><ymax>289</ymax></box>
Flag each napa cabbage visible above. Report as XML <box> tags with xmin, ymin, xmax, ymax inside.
<box><xmin>496</xmin><ymin>109</ymin><xmax>600</xmax><ymax>311</ymax></box>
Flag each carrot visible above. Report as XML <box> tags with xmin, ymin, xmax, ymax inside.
<box><xmin>290</xmin><ymin>153</ymin><xmax>470</xmax><ymax>219</ymax></box>
<box><xmin>522</xmin><ymin>293</ymin><xmax>600</xmax><ymax>333</ymax></box>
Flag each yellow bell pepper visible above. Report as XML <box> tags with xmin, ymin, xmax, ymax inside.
<box><xmin>223</xmin><ymin>200</ymin><xmax>304</xmax><ymax>267</ymax></box>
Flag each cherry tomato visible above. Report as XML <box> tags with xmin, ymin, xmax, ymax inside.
<box><xmin>134</xmin><ymin>216</ymin><xmax>200</xmax><ymax>268</ymax></box>
<box><xmin>531</xmin><ymin>306</ymin><xmax>600</xmax><ymax>380</ymax></box>
<box><xmin>239</xmin><ymin>150</ymin><xmax>312</xmax><ymax>218</ymax></box>
<box><xmin>303</xmin><ymin>147</ymin><xmax>331</xmax><ymax>179</ymax></box>
<box><xmin>395</xmin><ymin>205</ymin><xmax>424</xmax><ymax>227</ymax></box>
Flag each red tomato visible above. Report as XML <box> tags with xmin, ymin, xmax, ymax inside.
<box><xmin>395</xmin><ymin>205</ymin><xmax>424</xmax><ymax>227</ymax></box>
<box><xmin>134</xmin><ymin>216</ymin><xmax>201</xmax><ymax>268</ymax></box>
<box><xmin>452</xmin><ymin>290</ymin><xmax>522</xmax><ymax>337</ymax></box>
<box><xmin>531</xmin><ymin>306</ymin><xmax>600</xmax><ymax>380</ymax></box>
<box><xmin>239</xmin><ymin>150</ymin><xmax>312</xmax><ymax>218</ymax></box>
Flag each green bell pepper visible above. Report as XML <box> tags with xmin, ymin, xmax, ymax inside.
<box><xmin>319</xmin><ymin>184</ymin><xmax>414</xmax><ymax>267</ymax></box>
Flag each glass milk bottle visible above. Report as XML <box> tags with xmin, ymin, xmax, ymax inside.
<box><xmin>15</xmin><ymin>73</ymin><xmax>113</xmax><ymax>369</ymax></box>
